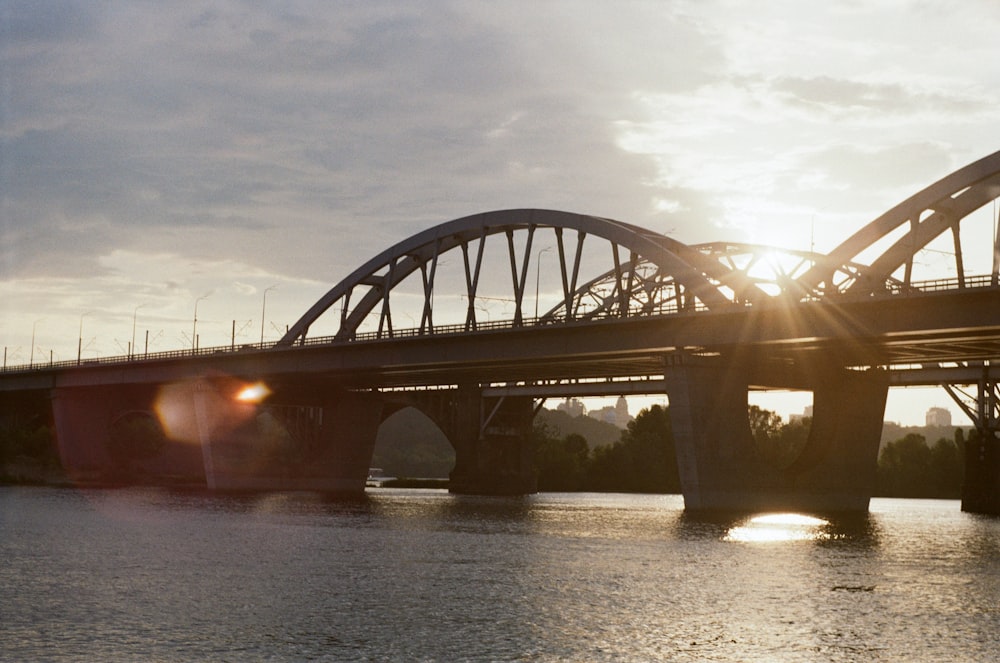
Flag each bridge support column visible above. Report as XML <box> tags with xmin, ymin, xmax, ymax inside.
<box><xmin>963</xmin><ymin>432</ymin><xmax>1000</xmax><ymax>514</ymax></box>
<box><xmin>50</xmin><ymin>384</ymin><xmax>203</xmax><ymax>484</ymax></box>
<box><xmin>51</xmin><ymin>386</ymin><xmax>119</xmax><ymax>480</ymax></box>
<box><xmin>447</xmin><ymin>384</ymin><xmax>537</xmax><ymax>495</ymax></box>
<box><xmin>195</xmin><ymin>382</ymin><xmax>383</xmax><ymax>493</ymax></box>
<box><xmin>665</xmin><ymin>354</ymin><xmax>888</xmax><ymax>513</ymax></box>
<box><xmin>956</xmin><ymin>377</ymin><xmax>1000</xmax><ymax>514</ymax></box>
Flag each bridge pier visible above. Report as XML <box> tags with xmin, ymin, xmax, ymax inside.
<box><xmin>664</xmin><ymin>354</ymin><xmax>888</xmax><ymax>513</ymax></box>
<box><xmin>50</xmin><ymin>384</ymin><xmax>205</xmax><ymax>483</ymax></box>
<box><xmin>49</xmin><ymin>379</ymin><xmax>384</xmax><ymax>492</ymax></box>
<box><xmin>445</xmin><ymin>384</ymin><xmax>537</xmax><ymax>495</ymax></box>
<box><xmin>192</xmin><ymin>380</ymin><xmax>383</xmax><ymax>493</ymax></box>
<box><xmin>955</xmin><ymin>377</ymin><xmax>1000</xmax><ymax>515</ymax></box>
<box><xmin>962</xmin><ymin>432</ymin><xmax>1000</xmax><ymax>514</ymax></box>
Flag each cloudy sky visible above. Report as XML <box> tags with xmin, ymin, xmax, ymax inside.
<box><xmin>3</xmin><ymin>0</ymin><xmax>1000</xmax><ymax>424</ymax></box>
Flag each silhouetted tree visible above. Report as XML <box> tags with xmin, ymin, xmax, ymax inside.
<box><xmin>772</xmin><ymin>417</ymin><xmax>811</xmax><ymax>469</ymax></box>
<box><xmin>928</xmin><ymin>433</ymin><xmax>963</xmax><ymax>497</ymax></box>
<box><xmin>587</xmin><ymin>405</ymin><xmax>679</xmax><ymax>493</ymax></box>
<box><xmin>371</xmin><ymin>408</ymin><xmax>455</xmax><ymax>478</ymax></box>
<box><xmin>748</xmin><ymin>405</ymin><xmax>782</xmax><ymax>442</ymax></box>
<box><xmin>534</xmin><ymin>424</ymin><xmax>589</xmax><ymax>491</ymax></box>
<box><xmin>877</xmin><ymin>432</ymin><xmax>963</xmax><ymax>498</ymax></box>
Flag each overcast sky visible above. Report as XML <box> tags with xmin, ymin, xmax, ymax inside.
<box><xmin>3</xmin><ymin>0</ymin><xmax>1000</xmax><ymax>424</ymax></box>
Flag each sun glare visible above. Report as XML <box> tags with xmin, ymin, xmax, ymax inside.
<box><xmin>235</xmin><ymin>382</ymin><xmax>271</xmax><ymax>404</ymax></box>
<box><xmin>724</xmin><ymin>513</ymin><xmax>830</xmax><ymax>543</ymax></box>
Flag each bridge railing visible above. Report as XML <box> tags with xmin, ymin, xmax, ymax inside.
<box><xmin>885</xmin><ymin>273</ymin><xmax>996</xmax><ymax>294</ymax></box>
<box><xmin>2</xmin><ymin>273</ymin><xmax>996</xmax><ymax>375</ymax></box>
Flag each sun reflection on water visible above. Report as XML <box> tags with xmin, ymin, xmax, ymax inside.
<box><xmin>724</xmin><ymin>513</ymin><xmax>830</xmax><ymax>543</ymax></box>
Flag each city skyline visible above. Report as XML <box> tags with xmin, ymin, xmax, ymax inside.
<box><xmin>3</xmin><ymin>1</ymin><xmax>1000</xmax><ymax>425</ymax></box>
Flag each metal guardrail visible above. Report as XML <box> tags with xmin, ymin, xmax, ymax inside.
<box><xmin>2</xmin><ymin>273</ymin><xmax>997</xmax><ymax>375</ymax></box>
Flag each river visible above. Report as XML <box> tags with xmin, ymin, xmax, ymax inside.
<box><xmin>2</xmin><ymin>486</ymin><xmax>999</xmax><ymax>661</ymax></box>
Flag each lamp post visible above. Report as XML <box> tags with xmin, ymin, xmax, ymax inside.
<box><xmin>534</xmin><ymin>246</ymin><xmax>553</xmax><ymax>320</ymax></box>
<box><xmin>193</xmin><ymin>294</ymin><xmax>209</xmax><ymax>352</ymax></box>
<box><xmin>77</xmin><ymin>311</ymin><xmax>91</xmax><ymax>365</ymax></box>
<box><xmin>30</xmin><ymin>319</ymin><xmax>41</xmax><ymax>367</ymax></box>
<box><xmin>130</xmin><ymin>304</ymin><xmax>146</xmax><ymax>359</ymax></box>
<box><xmin>260</xmin><ymin>284</ymin><xmax>277</xmax><ymax>345</ymax></box>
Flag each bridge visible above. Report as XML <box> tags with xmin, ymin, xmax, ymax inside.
<box><xmin>4</xmin><ymin>150</ymin><xmax>1000</xmax><ymax>514</ymax></box>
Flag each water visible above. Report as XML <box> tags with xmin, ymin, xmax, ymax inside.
<box><xmin>2</xmin><ymin>487</ymin><xmax>999</xmax><ymax>662</ymax></box>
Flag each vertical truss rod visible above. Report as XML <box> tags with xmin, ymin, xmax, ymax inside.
<box><xmin>377</xmin><ymin>258</ymin><xmax>396</xmax><ymax>338</ymax></box>
<box><xmin>419</xmin><ymin>239</ymin><xmax>441</xmax><ymax>334</ymax></box>
<box><xmin>506</xmin><ymin>226</ymin><xmax>536</xmax><ymax>327</ymax></box>
<box><xmin>462</xmin><ymin>229</ymin><xmax>488</xmax><ymax>331</ymax></box>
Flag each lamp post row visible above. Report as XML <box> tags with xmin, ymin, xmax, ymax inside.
<box><xmin>17</xmin><ymin>288</ymin><xmax>280</xmax><ymax>367</ymax></box>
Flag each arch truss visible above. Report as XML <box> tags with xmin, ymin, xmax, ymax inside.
<box><xmin>279</xmin><ymin>210</ymin><xmax>773</xmax><ymax>346</ymax></box>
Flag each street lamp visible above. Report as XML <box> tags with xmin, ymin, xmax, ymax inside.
<box><xmin>534</xmin><ymin>246</ymin><xmax>553</xmax><ymax>320</ymax></box>
<box><xmin>30</xmin><ymin>319</ymin><xmax>42</xmax><ymax>367</ymax></box>
<box><xmin>260</xmin><ymin>284</ymin><xmax>277</xmax><ymax>345</ymax></box>
<box><xmin>192</xmin><ymin>294</ymin><xmax>210</xmax><ymax>352</ymax></box>
<box><xmin>130</xmin><ymin>303</ymin><xmax>146</xmax><ymax>359</ymax></box>
<box><xmin>77</xmin><ymin>311</ymin><xmax>91</xmax><ymax>365</ymax></box>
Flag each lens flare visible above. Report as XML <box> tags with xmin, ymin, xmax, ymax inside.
<box><xmin>235</xmin><ymin>382</ymin><xmax>271</xmax><ymax>403</ymax></box>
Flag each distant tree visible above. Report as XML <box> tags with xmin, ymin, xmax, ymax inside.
<box><xmin>587</xmin><ymin>405</ymin><xmax>679</xmax><ymax>493</ymax></box>
<box><xmin>772</xmin><ymin>417</ymin><xmax>811</xmax><ymax>469</ymax></box>
<box><xmin>534</xmin><ymin>408</ymin><xmax>624</xmax><ymax>447</ymax></box>
<box><xmin>928</xmin><ymin>434</ymin><xmax>963</xmax><ymax>497</ymax></box>
<box><xmin>534</xmin><ymin>424</ymin><xmax>589</xmax><ymax>491</ymax></box>
<box><xmin>372</xmin><ymin>407</ymin><xmax>455</xmax><ymax>478</ymax></box>
<box><xmin>877</xmin><ymin>430</ymin><xmax>965</xmax><ymax>498</ymax></box>
<box><xmin>748</xmin><ymin>405</ymin><xmax>782</xmax><ymax>442</ymax></box>
<box><xmin>749</xmin><ymin>405</ymin><xmax>783</xmax><ymax>467</ymax></box>
<box><xmin>878</xmin><ymin>432</ymin><xmax>928</xmax><ymax>496</ymax></box>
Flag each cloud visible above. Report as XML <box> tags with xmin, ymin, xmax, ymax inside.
<box><xmin>770</xmin><ymin>75</ymin><xmax>993</xmax><ymax>119</ymax></box>
<box><xmin>0</xmin><ymin>0</ymin><xmax>97</xmax><ymax>43</ymax></box>
<box><xmin>3</xmin><ymin>1</ymin><xmax>691</xmax><ymax>285</ymax></box>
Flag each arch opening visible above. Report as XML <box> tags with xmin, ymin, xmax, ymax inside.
<box><xmin>747</xmin><ymin>391</ymin><xmax>813</xmax><ymax>471</ymax></box>
<box><xmin>373</xmin><ymin>407</ymin><xmax>455</xmax><ymax>480</ymax></box>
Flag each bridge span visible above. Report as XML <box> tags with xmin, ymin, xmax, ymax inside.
<box><xmin>5</xmin><ymin>150</ymin><xmax>1000</xmax><ymax>514</ymax></box>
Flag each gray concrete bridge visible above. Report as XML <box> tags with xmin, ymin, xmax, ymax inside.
<box><xmin>5</xmin><ymin>149</ymin><xmax>1000</xmax><ymax>514</ymax></box>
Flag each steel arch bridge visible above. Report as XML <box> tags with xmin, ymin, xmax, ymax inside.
<box><xmin>7</xmin><ymin>148</ymin><xmax>1000</xmax><ymax>515</ymax></box>
<box><xmin>279</xmin><ymin>149</ymin><xmax>1000</xmax><ymax>353</ymax></box>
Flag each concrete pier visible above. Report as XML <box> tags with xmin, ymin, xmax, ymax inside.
<box><xmin>665</xmin><ymin>354</ymin><xmax>889</xmax><ymax>513</ymax></box>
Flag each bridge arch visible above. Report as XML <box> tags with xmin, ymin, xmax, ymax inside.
<box><xmin>801</xmin><ymin>149</ymin><xmax>1000</xmax><ymax>295</ymax></box>
<box><xmin>277</xmin><ymin>209</ymin><xmax>760</xmax><ymax>346</ymax></box>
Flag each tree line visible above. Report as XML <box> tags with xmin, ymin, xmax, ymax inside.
<box><xmin>534</xmin><ymin>404</ymin><xmax>968</xmax><ymax>498</ymax></box>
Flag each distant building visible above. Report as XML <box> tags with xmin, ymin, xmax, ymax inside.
<box><xmin>557</xmin><ymin>398</ymin><xmax>585</xmax><ymax>418</ymax></box>
<box><xmin>586</xmin><ymin>396</ymin><xmax>634</xmax><ymax>429</ymax></box>
<box><xmin>789</xmin><ymin>405</ymin><xmax>814</xmax><ymax>424</ymax></box>
<box><xmin>926</xmin><ymin>407</ymin><xmax>952</xmax><ymax>427</ymax></box>
<box><xmin>615</xmin><ymin>396</ymin><xmax>632</xmax><ymax>428</ymax></box>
